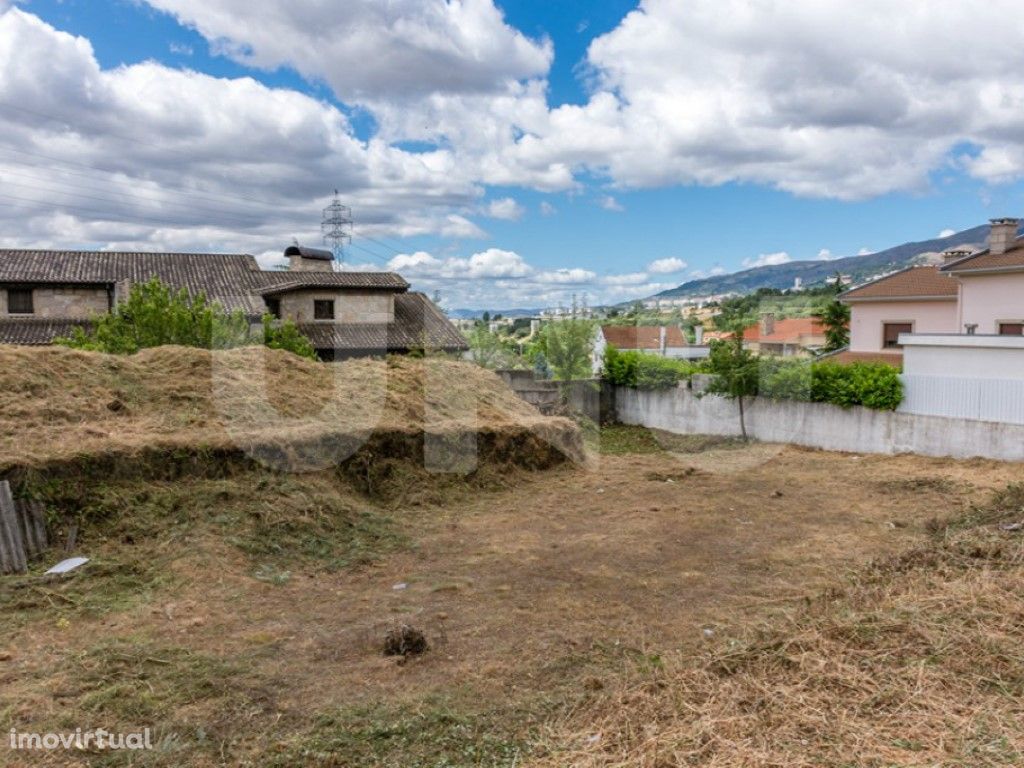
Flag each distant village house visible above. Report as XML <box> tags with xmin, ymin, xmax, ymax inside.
<box><xmin>0</xmin><ymin>245</ymin><xmax>467</xmax><ymax>361</ymax></box>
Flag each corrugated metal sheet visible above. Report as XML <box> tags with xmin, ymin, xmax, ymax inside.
<box><xmin>899</xmin><ymin>374</ymin><xmax>1024</xmax><ymax>425</ymax></box>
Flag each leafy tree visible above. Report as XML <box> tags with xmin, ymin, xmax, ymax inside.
<box><xmin>703</xmin><ymin>333</ymin><xmax>760</xmax><ymax>440</ymax></box>
<box><xmin>466</xmin><ymin>323</ymin><xmax>509</xmax><ymax>369</ymax></box>
<box><xmin>57</xmin><ymin>276</ymin><xmax>316</xmax><ymax>359</ymax></box>
<box><xmin>537</xmin><ymin>317</ymin><xmax>596</xmax><ymax>380</ymax></box>
<box><xmin>814</xmin><ymin>298</ymin><xmax>851</xmax><ymax>351</ymax></box>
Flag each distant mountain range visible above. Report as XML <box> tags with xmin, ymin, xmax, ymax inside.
<box><xmin>648</xmin><ymin>223</ymin><xmax>1013</xmax><ymax>300</ymax></box>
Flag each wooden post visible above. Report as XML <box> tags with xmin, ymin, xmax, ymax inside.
<box><xmin>0</xmin><ymin>480</ymin><xmax>27</xmax><ymax>574</ymax></box>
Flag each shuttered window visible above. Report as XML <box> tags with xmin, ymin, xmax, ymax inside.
<box><xmin>883</xmin><ymin>322</ymin><xmax>912</xmax><ymax>348</ymax></box>
<box><xmin>7</xmin><ymin>289</ymin><xmax>33</xmax><ymax>314</ymax></box>
<box><xmin>999</xmin><ymin>323</ymin><xmax>1024</xmax><ymax>336</ymax></box>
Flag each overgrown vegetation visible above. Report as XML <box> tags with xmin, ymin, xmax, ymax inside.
<box><xmin>602</xmin><ymin>344</ymin><xmax>697</xmax><ymax>389</ymax></box>
<box><xmin>759</xmin><ymin>357</ymin><xmax>904</xmax><ymax>410</ymax></box>
<box><xmin>535</xmin><ymin>316</ymin><xmax>596</xmax><ymax>380</ymax></box>
<box><xmin>57</xmin><ymin>277</ymin><xmax>316</xmax><ymax>359</ymax></box>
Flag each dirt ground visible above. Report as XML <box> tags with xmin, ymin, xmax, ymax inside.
<box><xmin>2</xmin><ymin>429</ymin><xmax>1020</xmax><ymax>766</ymax></box>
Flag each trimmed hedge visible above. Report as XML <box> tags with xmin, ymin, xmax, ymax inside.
<box><xmin>603</xmin><ymin>345</ymin><xmax>697</xmax><ymax>389</ymax></box>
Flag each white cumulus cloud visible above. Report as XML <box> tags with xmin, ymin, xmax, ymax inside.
<box><xmin>484</xmin><ymin>197</ymin><xmax>525</xmax><ymax>220</ymax></box>
<box><xmin>742</xmin><ymin>252</ymin><xmax>792</xmax><ymax>269</ymax></box>
<box><xmin>647</xmin><ymin>257</ymin><xmax>687</xmax><ymax>273</ymax></box>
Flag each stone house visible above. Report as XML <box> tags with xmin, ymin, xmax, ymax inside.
<box><xmin>0</xmin><ymin>245</ymin><xmax>467</xmax><ymax>360</ymax></box>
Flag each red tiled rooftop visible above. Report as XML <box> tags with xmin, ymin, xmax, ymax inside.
<box><xmin>842</xmin><ymin>266</ymin><xmax>958</xmax><ymax>301</ymax></box>
<box><xmin>743</xmin><ymin>317</ymin><xmax>826</xmax><ymax>343</ymax></box>
<box><xmin>941</xmin><ymin>241</ymin><xmax>1024</xmax><ymax>273</ymax></box>
<box><xmin>602</xmin><ymin>325</ymin><xmax>687</xmax><ymax>350</ymax></box>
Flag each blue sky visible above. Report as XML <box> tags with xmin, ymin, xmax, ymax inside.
<box><xmin>3</xmin><ymin>0</ymin><xmax>1024</xmax><ymax>307</ymax></box>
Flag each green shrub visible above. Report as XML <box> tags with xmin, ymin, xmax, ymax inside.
<box><xmin>263</xmin><ymin>315</ymin><xmax>318</xmax><ymax>360</ymax></box>
<box><xmin>759</xmin><ymin>358</ymin><xmax>903</xmax><ymax>410</ymax></box>
<box><xmin>603</xmin><ymin>345</ymin><xmax>695</xmax><ymax>389</ymax></box>
<box><xmin>635</xmin><ymin>355</ymin><xmax>697</xmax><ymax>389</ymax></box>
<box><xmin>603</xmin><ymin>345</ymin><xmax>639</xmax><ymax>387</ymax></box>
<box><xmin>57</xmin><ymin>277</ymin><xmax>317</xmax><ymax>360</ymax></box>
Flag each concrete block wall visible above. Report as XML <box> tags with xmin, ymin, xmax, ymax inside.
<box><xmin>615</xmin><ymin>384</ymin><xmax>1024</xmax><ymax>462</ymax></box>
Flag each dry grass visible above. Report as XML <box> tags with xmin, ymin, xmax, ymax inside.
<box><xmin>0</xmin><ymin>345</ymin><xmax>582</xmax><ymax>471</ymax></box>
<box><xmin>2</xmin><ymin>371</ymin><xmax>1023</xmax><ymax>768</ymax></box>
<box><xmin>531</xmin><ymin>484</ymin><xmax>1024</xmax><ymax>768</ymax></box>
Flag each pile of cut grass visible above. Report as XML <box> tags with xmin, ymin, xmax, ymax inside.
<box><xmin>533</xmin><ymin>484</ymin><xmax>1024</xmax><ymax>767</ymax></box>
<box><xmin>0</xmin><ymin>345</ymin><xmax>582</xmax><ymax>471</ymax></box>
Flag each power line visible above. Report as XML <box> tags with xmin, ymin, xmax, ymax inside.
<box><xmin>0</xmin><ymin>171</ymin><xmax>262</xmax><ymax>226</ymax></box>
<box><xmin>0</xmin><ymin>146</ymin><xmax>305</xmax><ymax>217</ymax></box>
<box><xmin>0</xmin><ymin>190</ymin><xmax>261</xmax><ymax>231</ymax></box>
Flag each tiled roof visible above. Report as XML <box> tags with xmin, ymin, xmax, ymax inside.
<box><xmin>940</xmin><ymin>241</ymin><xmax>1024</xmax><ymax>273</ymax></box>
<box><xmin>257</xmin><ymin>271</ymin><xmax>408</xmax><ymax>293</ymax></box>
<box><xmin>0</xmin><ymin>249</ymin><xmax>266</xmax><ymax>314</ymax></box>
<box><xmin>601</xmin><ymin>325</ymin><xmax>688</xmax><ymax>350</ymax></box>
<box><xmin>0</xmin><ymin>250</ymin><xmax>409</xmax><ymax>312</ymax></box>
<box><xmin>0</xmin><ymin>318</ymin><xmax>92</xmax><ymax>346</ymax></box>
<box><xmin>0</xmin><ymin>249</ymin><xmax>462</xmax><ymax>354</ymax></box>
<box><xmin>825</xmin><ymin>350</ymin><xmax>903</xmax><ymax>367</ymax></box>
<box><xmin>298</xmin><ymin>293</ymin><xmax>468</xmax><ymax>352</ymax></box>
<box><xmin>743</xmin><ymin>317</ymin><xmax>826</xmax><ymax>343</ymax></box>
<box><xmin>841</xmin><ymin>266</ymin><xmax>959</xmax><ymax>301</ymax></box>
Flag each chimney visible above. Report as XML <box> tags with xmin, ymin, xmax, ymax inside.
<box><xmin>760</xmin><ymin>312</ymin><xmax>775</xmax><ymax>336</ymax></box>
<box><xmin>942</xmin><ymin>248</ymin><xmax>973</xmax><ymax>264</ymax></box>
<box><xmin>284</xmin><ymin>245</ymin><xmax>335</xmax><ymax>272</ymax></box>
<box><xmin>694</xmin><ymin>324</ymin><xmax>704</xmax><ymax>345</ymax></box>
<box><xmin>988</xmin><ymin>218</ymin><xmax>1019</xmax><ymax>255</ymax></box>
<box><xmin>659</xmin><ymin>326</ymin><xmax>667</xmax><ymax>355</ymax></box>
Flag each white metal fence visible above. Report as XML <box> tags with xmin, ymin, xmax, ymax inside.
<box><xmin>899</xmin><ymin>375</ymin><xmax>1024</xmax><ymax>425</ymax></box>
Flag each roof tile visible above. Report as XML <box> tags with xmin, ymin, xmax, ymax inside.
<box><xmin>842</xmin><ymin>266</ymin><xmax>959</xmax><ymax>301</ymax></box>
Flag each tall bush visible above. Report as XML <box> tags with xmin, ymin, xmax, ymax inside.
<box><xmin>57</xmin><ymin>277</ymin><xmax>317</xmax><ymax>359</ymax></box>
<box><xmin>537</xmin><ymin>317</ymin><xmax>596</xmax><ymax>381</ymax></box>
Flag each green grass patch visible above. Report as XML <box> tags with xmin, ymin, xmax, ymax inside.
<box><xmin>266</xmin><ymin>698</ymin><xmax>533</xmax><ymax>768</ymax></box>
<box><xmin>599</xmin><ymin>425</ymin><xmax>742</xmax><ymax>455</ymax></box>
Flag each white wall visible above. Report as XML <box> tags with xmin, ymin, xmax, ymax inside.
<box><xmin>848</xmin><ymin>299</ymin><xmax>957</xmax><ymax>352</ymax></box>
<box><xmin>615</xmin><ymin>385</ymin><xmax>1024</xmax><ymax>462</ymax></box>
<box><xmin>958</xmin><ymin>272</ymin><xmax>1024</xmax><ymax>334</ymax></box>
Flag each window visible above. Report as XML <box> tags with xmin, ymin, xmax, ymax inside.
<box><xmin>7</xmin><ymin>288</ymin><xmax>33</xmax><ymax>315</ymax></box>
<box><xmin>999</xmin><ymin>323</ymin><xmax>1024</xmax><ymax>336</ymax></box>
<box><xmin>313</xmin><ymin>299</ymin><xmax>335</xmax><ymax>320</ymax></box>
<box><xmin>883</xmin><ymin>322</ymin><xmax>912</xmax><ymax>349</ymax></box>
<box><xmin>265</xmin><ymin>297</ymin><xmax>281</xmax><ymax>319</ymax></box>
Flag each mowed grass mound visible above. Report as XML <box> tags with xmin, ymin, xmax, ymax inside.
<box><xmin>535</xmin><ymin>484</ymin><xmax>1024</xmax><ymax>768</ymax></box>
<box><xmin>0</xmin><ymin>345</ymin><xmax>582</xmax><ymax>471</ymax></box>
